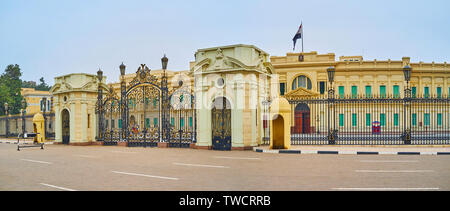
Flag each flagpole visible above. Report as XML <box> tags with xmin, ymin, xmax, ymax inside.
<box><xmin>301</xmin><ymin>21</ymin><xmax>304</xmax><ymax>53</ymax></box>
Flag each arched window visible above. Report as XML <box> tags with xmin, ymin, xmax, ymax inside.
<box><xmin>292</xmin><ymin>75</ymin><xmax>312</xmax><ymax>90</ymax></box>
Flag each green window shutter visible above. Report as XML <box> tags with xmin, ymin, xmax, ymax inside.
<box><xmin>153</xmin><ymin>118</ymin><xmax>158</xmax><ymax>126</ymax></box>
<box><xmin>180</xmin><ymin>95</ymin><xmax>184</xmax><ymax>103</ymax></box>
<box><xmin>424</xmin><ymin>87</ymin><xmax>429</xmax><ymax>98</ymax></box>
<box><xmin>393</xmin><ymin>85</ymin><xmax>399</xmax><ymax>98</ymax></box>
<box><xmin>145</xmin><ymin>118</ymin><xmax>150</xmax><ymax>128</ymax></box>
<box><xmin>118</xmin><ymin>119</ymin><xmax>122</xmax><ymax>129</ymax></box>
<box><xmin>339</xmin><ymin>114</ymin><xmax>344</xmax><ymax>126</ymax></box>
<box><xmin>437</xmin><ymin>113</ymin><xmax>442</xmax><ymax>126</ymax></box>
<box><xmin>365</xmin><ymin>86</ymin><xmax>372</xmax><ymax>98</ymax></box>
<box><xmin>171</xmin><ymin>117</ymin><xmax>174</xmax><ymax>126</ymax></box>
<box><xmin>280</xmin><ymin>83</ymin><xmax>285</xmax><ymax>96</ymax></box>
<box><xmin>366</xmin><ymin>113</ymin><xmax>371</xmax><ymax>126</ymax></box>
<box><xmin>412</xmin><ymin>87</ymin><xmax>417</xmax><ymax>98</ymax></box>
<box><xmin>412</xmin><ymin>113</ymin><xmax>417</xmax><ymax>126</ymax></box>
<box><xmin>380</xmin><ymin>86</ymin><xmax>386</xmax><ymax>98</ymax></box>
<box><xmin>394</xmin><ymin>113</ymin><xmax>399</xmax><ymax>126</ymax></box>
<box><xmin>352</xmin><ymin>113</ymin><xmax>357</xmax><ymax>126</ymax></box>
<box><xmin>437</xmin><ymin>87</ymin><xmax>442</xmax><ymax>98</ymax></box>
<box><xmin>380</xmin><ymin>113</ymin><xmax>386</xmax><ymax>126</ymax></box>
<box><xmin>153</xmin><ymin>99</ymin><xmax>157</xmax><ymax>107</ymax></box>
<box><xmin>339</xmin><ymin>86</ymin><xmax>345</xmax><ymax>98</ymax></box>
<box><xmin>180</xmin><ymin>118</ymin><xmax>185</xmax><ymax>127</ymax></box>
<box><xmin>189</xmin><ymin>117</ymin><xmax>193</xmax><ymax>127</ymax></box>
<box><xmin>319</xmin><ymin>82</ymin><xmax>325</xmax><ymax>94</ymax></box>
<box><xmin>424</xmin><ymin>113</ymin><xmax>430</xmax><ymax>126</ymax></box>
<box><xmin>351</xmin><ymin>86</ymin><xmax>357</xmax><ymax>98</ymax></box>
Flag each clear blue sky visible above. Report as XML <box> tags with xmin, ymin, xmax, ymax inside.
<box><xmin>1</xmin><ymin>0</ymin><xmax>449</xmax><ymax>85</ymax></box>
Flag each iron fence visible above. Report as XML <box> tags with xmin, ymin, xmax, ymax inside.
<box><xmin>281</xmin><ymin>92</ymin><xmax>450</xmax><ymax>145</ymax></box>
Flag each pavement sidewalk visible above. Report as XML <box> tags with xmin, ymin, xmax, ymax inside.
<box><xmin>254</xmin><ymin>145</ymin><xmax>450</xmax><ymax>155</ymax></box>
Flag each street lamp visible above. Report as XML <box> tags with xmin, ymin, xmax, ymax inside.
<box><xmin>402</xmin><ymin>65</ymin><xmax>412</xmax><ymax>144</ymax></box>
<box><xmin>21</xmin><ymin>99</ymin><xmax>27</xmax><ymax>135</ymax></box>
<box><xmin>42</xmin><ymin>97</ymin><xmax>47</xmax><ymax>138</ymax></box>
<box><xmin>161</xmin><ymin>54</ymin><xmax>169</xmax><ymax>143</ymax></box>
<box><xmin>403</xmin><ymin>65</ymin><xmax>412</xmax><ymax>88</ymax></box>
<box><xmin>97</xmin><ymin>68</ymin><xmax>103</xmax><ymax>82</ymax></box>
<box><xmin>161</xmin><ymin>54</ymin><xmax>168</xmax><ymax>70</ymax></box>
<box><xmin>4</xmin><ymin>102</ymin><xmax>8</xmax><ymax>138</ymax></box>
<box><xmin>326</xmin><ymin>66</ymin><xmax>336</xmax><ymax>145</ymax></box>
<box><xmin>327</xmin><ymin>66</ymin><xmax>335</xmax><ymax>85</ymax></box>
<box><xmin>119</xmin><ymin>63</ymin><xmax>127</xmax><ymax>142</ymax></box>
<box><xmin>120</xmin><ymin>62</ymin><xmax>126</xmax><ymax>76</ymax></box>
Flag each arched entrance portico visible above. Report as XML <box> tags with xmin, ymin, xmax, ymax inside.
<box><xmin>61</xmin><ymin>109</ymin><xmax>70</xmax><ymax>145</ymax></box>
<box><xmin>293</xmin><ymin>103</ymin><xmax>310</xmax><ymax>134</ymax></box>
<box><xmin>272</xmin><ymin>114</ymin><xmax>285</xmax><ymax>149</ymax></box>
<box><xmin>211</xmin><ymin>97</ymin><xmax>231</xmax><ymax>151</ymax></box>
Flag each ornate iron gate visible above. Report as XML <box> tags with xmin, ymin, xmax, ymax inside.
<box><xmin>96</xmin><ymin>61</ymin><xmax>196</xmax><ymax>148</ymax></box>
<box><xmin>211</xmin><ymin>97</ymin><xmax>231</xmax><ymax>151</ymax></box>
<box><xmin>168</xmin><ymin>86</ymin><xmax>196</xmax><ymax>148</ymax></box>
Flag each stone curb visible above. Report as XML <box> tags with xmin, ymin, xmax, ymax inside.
<box><xmin>0</xmin><ymin>141</ymin><xmax>53</xmax><ymax>145</ymax></box>
<box><xmin>254</xmin><ymin>148</ymin><xmax>450</xmax><ymax>155</ymax></box>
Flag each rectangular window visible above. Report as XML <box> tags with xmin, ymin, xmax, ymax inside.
<box><xmin>412</xmin><ymin>113</ymin><xmax>417</xmax><ymax>126</ymax></box>
<box><xmin>118</xmin><ymin>119</ymin><xmax>122</xmax><ymax>129</ymax></box>
<box><xmin>366</xmin><ymin>113</ymin><xmax>371</xmax><ymax>126</ymax></box>
<box><xmin>111</xmin><ymin>119</ymin><xmax>115</xmax><ymax>128</ymax></box>
<box><xmin>394</xmin><ymin>113</ymin><xmax>399</xmax><ymax>126</ymax></box>
<box><xmin>319</xmin><ymin>82</ymin><xmax>326</xmax><ymax>94</ymax></box>
<box><xmin>412</xmin><ymin>87</ymin><xmax>417</xmax><ymax>98</ymax></box>
<box><xmin>339</xmin><ymin>86</ymin><xmax>345</xmax><ymax>98</ymax></box>
<box><xmin>365</xmin><ymin>86</ymin><xmax>372</xmax><ymax>98</ymax></box>
<box><xmin>393</xmin><ymin>85</ymin><xmax>399</xmax><ymax>98</ymax></box>
<box><xmin>424</xmin><ymin>87</ymin><xmax>429</xmax><ymax>98</ymax></box>
<box><xmin>170</xmin><ymin>117</ymin><xmax>175</xmax><ymax>126</ymax></box>
<box><xmin>88</xmin><ymin>114</ymin><xmax>90</xmax><ymax>128</ymax></box>
<box><xmin>180</xmin><ymin>118</ymin><xmax>185</xmax><ymax>127</ymax></box>
<box><xmin>280</xmin><ymin>83</ymin><xmax>285</xmax><ymax>96</ymax></box>
<box><xmin>380</xmin><ymin>85</ymin><xmax>386</xmax><ymax>98</ymax></box>
<box><xmin>437</xmin><ymin>113</ymin><xmax>442</xmax><ymax>126</ymax></box>
<box><xmin>153</xmin><ymin>118</ymin><xmax>158</xmax><ymax>126</ymax></box>
<box><xmin>105</xmin><ymin>120</ymin><xmax>108</xmax><ymax>128</ymax></box>
<box><xmin>189</xmin><ymin>117</ymin><xmax>193</xmax><ymax>127</ymax></box>
<box><xmin>339</xmin><ymin>114</ymin><xmax>344</xmax><ymax>126</ymax></box>
<box><xmin>153</xmin><ymin>99</ymin><xmax>157</xmax><ymax>108</ymax></box>
<box><xmin>351</xmin><ymin>86</ymin><xmax>357</xmax><ymax>98</ymax></box>
<box><xmin>352</xmin><ymin>113</ymin><xmax>357</xmax><ymax>126</ymax></box>
<box><xmin>380</xmin><ymin>113</ymin><xmax>386</xmax><ymax>126</ymax></box>
<box><xmin>424</xmin><ymin>113</ymin><xmax>430</xmax><ymax>126</ymax></box>
<box><xmin>437</xmin><ymin>87</ymin><xmax>442</xmax><ymax>98</ymax></box>
<box><xmin>145</xmin><ymin>118</ymin><xmax>150</xmax><ymax>128</ymax></box>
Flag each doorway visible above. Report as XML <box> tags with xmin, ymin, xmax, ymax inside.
<box><xmin>62</xmin><ymin>109</ymin><xmax>70</xmax><ymax>145</ymax></box>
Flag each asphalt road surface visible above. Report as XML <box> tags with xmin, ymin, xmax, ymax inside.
<box><xmin>1</xmin><ymin>144</ymin><xmax>449</xmax><ymax>191</ymax></box>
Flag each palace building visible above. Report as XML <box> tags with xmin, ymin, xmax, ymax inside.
<box><xmin>41</xmin><ymin>44</ymin><xmax>450</xmax><ymax>149</ymax></box>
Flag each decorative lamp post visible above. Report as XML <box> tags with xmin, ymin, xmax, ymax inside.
<box><xmin>97</xmin><ymin>68</ymin><xmax>104</xmax><ymax>142</ymax></box>
<box><xmin>42</xmin><ymin>97</ymin><xmax>47</xmax><ymax>138</ymax></box>
<box><xmin>327</xmin><ymin>66</ymin><xmax>336</xmax><ymax>144</ymax></box>
<box><xmin>119</xmin><ymin>63</ymin><xmax>127</xmax><ymax>143</ymax></box>
<box><xmin>21</xmin><ymin>99</ymin><xmax>27</xmax><ymax>136</ymax></box>
<box><xmin>4</xmin><ymin>102</ymin><xmax>8</xmax><ymax>138</ymax></box>
<box><xmin>403</xmin><ymin>65</ymin><xmax>412</xmax><ymax>144</ymax></box>
<box><xmin>161</xmin><ymin>54</ymin><xmax>169</xmax><ymax>143</ymax></box>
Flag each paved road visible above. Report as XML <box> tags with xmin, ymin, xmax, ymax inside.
<box><xmin>0</xmin><ymin>144</ymin><xmax>449</xmax><ymax>191</ymax></box>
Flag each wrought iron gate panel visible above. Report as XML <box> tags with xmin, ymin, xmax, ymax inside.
<box><xmin>211</xmin><ymin>97</ymin><xmax>231</xmax><ymax>151</ymax></box>
<box><xmin>167</xmin><ymin>88</ymin><xmax>196</xmax><ymax>148</ymax></box>
<box><xmin>96</xmin><ymin>63</ymin><xmax>198</xmax><ymax>148</ymax></box>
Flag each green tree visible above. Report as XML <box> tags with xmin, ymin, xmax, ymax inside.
<box><xmin>0</xmin><ymin>64</ymin><xmax>25</xmax><ymax>115</ymax></box>
<box><xmin>35</xmin><ymin>77</ymin><xmax>51</xmax><ymax>91</ymax></box>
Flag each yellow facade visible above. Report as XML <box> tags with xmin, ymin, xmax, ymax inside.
<box><xmin>21</xmin><ymin>88</ymin><xmax>53</xmax><ymax>115</ymax></box>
